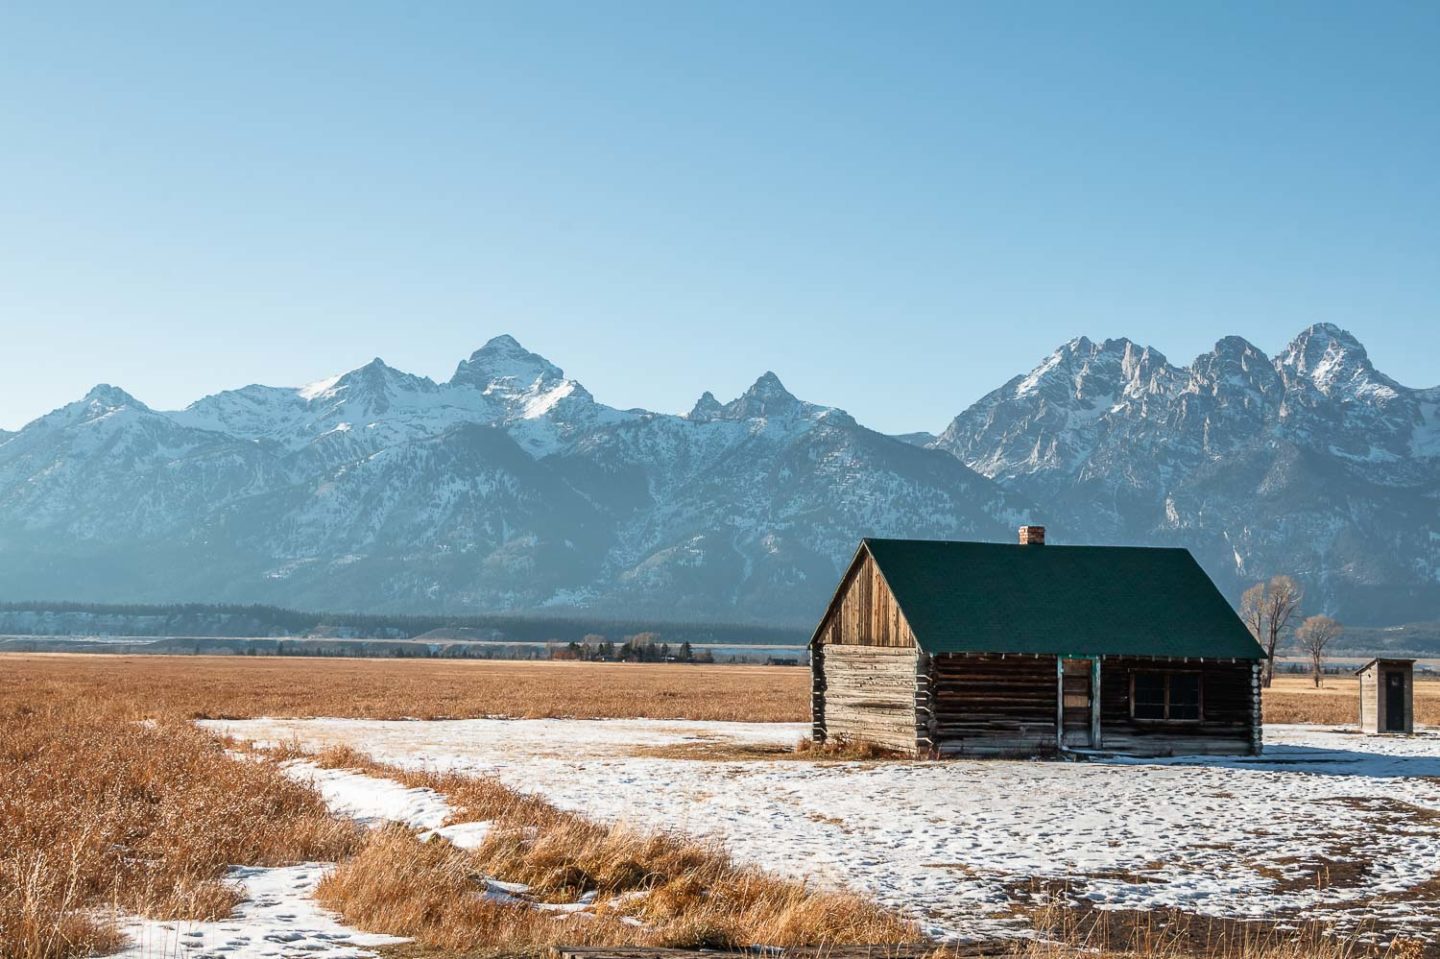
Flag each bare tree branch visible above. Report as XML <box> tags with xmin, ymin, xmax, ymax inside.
<box><xmin>1295</xmin><ymin>614</ymin><xmax>1342</xmax><ymax>688</ymax></box>
<box><xmin>1244</xmin><ymin>575</ymin><xmax>1303</xmax><ymax>688</ymax></box>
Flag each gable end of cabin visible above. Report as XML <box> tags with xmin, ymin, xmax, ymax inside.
<box><xmin>810</xmin><ymin>546</ymin><xmax>923</xmax><ymax>755</ymax></box>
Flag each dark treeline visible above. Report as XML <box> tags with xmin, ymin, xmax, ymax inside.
<box><xmin>0</xmin><ymin>600</ymin><xmax>809</xmax><ymax>647</ymax></box>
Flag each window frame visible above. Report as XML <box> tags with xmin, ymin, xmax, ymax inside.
<box><xmin>1129</xmin><ymin>669</ymin><xmax>1204</xmax><ymax>724</ymax></box>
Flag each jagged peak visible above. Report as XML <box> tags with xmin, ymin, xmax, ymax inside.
<box><xmin>718</xmin><ymin>372</ymin><xmax>803</xmax><ymax>420</ymax></box>
<box><xmin>1185</xmin><ymin>335</ymin><xmax>1278</xmax><ymax>396</ymax></box>
<box><xmin>1289</xmin><ymin>321</ymin><xmax>1364</xmax><ymax>350</ymax></box>
<box><xmin>334</xmin><ymin>356</ymin><xmax>421</xmax><ymax>385</ymax></box>
<box><xmin>1276</xmin><ymin>323</ymin><xmax>1395</xmax><ymax>398</ymax></box>
<box><xmin>297</xmin><ymin>357</ymin><xmax>431</xmax><ymax>404</ymax></box>
<box><xmin>83</xmin><ymin>384</ymin><xmax>146</xmax><ymax>410</ymax></box>
<box><xmin>1211</xmin><ymin>334</ymin><xmax>1264</xmax><ymax>356</ymax></box>
<box><xmin>687</xmin><ymin>391</ymin><xmax>723</xmax><ymax>422</ymax></box>
<box><xmin>1015</xmin><ymin>335</ymin><xmax>1154</xmax><ymax>399</ymax></box>
<box><xmin>451</xmin><ymin>334</ymin><xmax>565</xmax><ymax>389</ymax></box>
<box><xmin>1278</xmin><ymin>323</ymin><xmax>1369</xmax><ymax>369</ymax></box>
<box><xmin>745</xmin><ymin>371</ymin><xmax>794</xmax><ymax>400</ymax></box>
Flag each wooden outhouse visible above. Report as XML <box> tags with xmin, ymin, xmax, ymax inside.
<box><xmin>1356</xmin><ymin>658</ymin><xmax>1415</xmax><ymax>735</ymax></box>
<box><xmin>809</xmin><ymin>530</ymin><xmax>1267</xmax><ymax>758</ymax></box>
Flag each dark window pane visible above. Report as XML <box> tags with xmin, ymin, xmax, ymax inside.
<box><xmin>1170</xmin><ymin>674</ymin><xmax>1201</xmax><ymax>720</ymax></box>
<box><xmin>1134</xmin><ymin>672</ymin><xmax>1166</xmax><ymax>720</ymax></box>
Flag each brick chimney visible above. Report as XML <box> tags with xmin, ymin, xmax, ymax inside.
<box><xmin>1018</xmin><ymin>525</ymin><xmax>1046</xmax><ymax>545</ymax></box>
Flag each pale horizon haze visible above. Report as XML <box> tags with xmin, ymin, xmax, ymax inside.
<box><xmin>1</xmin><ymin>2</ymin><xmax>1436</xmax><ymax>435</ymax></box>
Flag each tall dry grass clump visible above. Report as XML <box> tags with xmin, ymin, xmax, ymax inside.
<box><xmin>1017</xmin><ymin>891</ymin><xmax>1391</xmax><ymax>959</ymax></box>
<box><xmin>0</xmin><ymin>696</ymin><xmax>361</xmax><ymax>959</ymax></box>
<box><xmin>309</xmin><ymin>752</ymin><xmax>920</xmax><ymax>952</ymax></box>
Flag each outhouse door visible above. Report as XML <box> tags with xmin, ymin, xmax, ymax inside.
<box><xmin>1386</xmin><ymin>670</ymin><xmax>1406</xmax><ymax>732</ymax></box>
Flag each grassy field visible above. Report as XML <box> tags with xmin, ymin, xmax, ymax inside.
<box><xmin>1</xmin><ymin>653</ymin><xmax>1429</xmax><ymax>959</ymax></box>
<box><xmin>4</xmin><ymin>653</ymin><xmax>1434</xmax><ymax>726</ymax></box>
<box><xmin>0</xmin><ymin>653</ymin><xmax>808</xmax><ymax>723</ymax></box>
<box><xmin>0</xmin><ymin>655</ymin><xmax>908</xmax><ymax>959</ymax></box>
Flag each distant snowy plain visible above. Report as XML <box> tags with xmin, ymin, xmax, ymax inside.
<box><xmin>203</xmin><ymin>717</ymin><xmax>1440</xmax><ymax>949</ymax></box>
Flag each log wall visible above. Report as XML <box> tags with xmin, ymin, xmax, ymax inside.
<box><xmin>810</xmin><ymin>546</ymin><xmax>1261</xmax><ymax>759</ymax></box>
<box><xmin>929</xmin><ymin>653</ymin><xmax>1059</xmax><ymax>757</ymax></box>
<box><xmin>1098</xmin><ymin>657</ymin><xmax>1258</xmax><ymax>756</ymax></box>
<box><xmin>819</xmin><ymin>645</ymin><xmax>918</xmax><ymax>753</ymax></box>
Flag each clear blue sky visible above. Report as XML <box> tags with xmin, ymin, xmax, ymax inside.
<box><xmin>1</xmin><ymin>2</ymin><xmax>1436</xmax><ymax>434</ymax></box>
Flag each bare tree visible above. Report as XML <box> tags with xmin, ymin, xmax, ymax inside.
<box><xmin>1243</xmin><ymin>575</ymin><xmax>1304</xmax><ymax>688</ymax></box>
<box><xmin>1295</xmin><ymin>615</ymin><xmax>1342</xmax><ymax>688</ymax></box>
<box><xmin>1240</xmin><ymin>582</ymin><xmax>1265</xmax><ymax>643</ymax></box>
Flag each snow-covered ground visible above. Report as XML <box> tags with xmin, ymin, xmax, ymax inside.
<box><xmin>204</xmin><ymin>717</ymin><xmax>1440</xmax><ymax>946</ymax></box>
<box><xmin>104</xmin><ymin>864</ymin><xmax>405</xmax><ymax>959</ymax></box>
<box><xmin>99</xmin><ymin>763</ymin><xmax>469</xmax><ymax>959</ymax></box>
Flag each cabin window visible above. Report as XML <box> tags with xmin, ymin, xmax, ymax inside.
<box><xmin>1131</xmin><ymin>670</ymin><xmax>1202</xmax><ymax>722</ymax></box>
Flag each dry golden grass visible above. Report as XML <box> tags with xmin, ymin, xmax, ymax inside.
<box><xmin>0</xmin><ymin>653</ymin><xmax>810</xmax><ymax>722</ymax></box>
<box><xmin>8</xmin><ymin>653</ymin><xmax>1433</xmax><ymax>731</ymax></box>
<box><xmin>1264</xmin><ymin>674</ymin><xmax>1440</xmax><ymax>726</ymax></box>
<box><xmin>2</xmin><ymin>654</ymin><xmax>1432</xmax><ymax>959</ymax></box>
<box><xmin>1</xmin><ymin>657</ymin><xmax>917</xmax><ymax>958</ymax></box>
<box><xmin>1014</xmin><ymin>893</ymin><xmax>1392</xmax><ymax>958</ymax></box>
<box><xmin>292</xmin><ymin>745</ymin><xmax>920</xmax><ymax>952</ymax></box>
<box><xmin>0</xmin><ymin>692</ymin><xmax>361</xmax><ymax>959</ymax></box>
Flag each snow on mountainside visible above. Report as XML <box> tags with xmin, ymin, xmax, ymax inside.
<box><xmin>933</xmin><ymin>323</ymin><xmax>1440</xmax><ymax>623</ymax></box>
<box><xmin>0</xmin><ymin>323</ymin><xmax>1433</xmax><ymax>624</ymax></box>
<box><xmin>0</xmin><ymin>340</ymin><xmax>1020</xmax><ymax>622</ymax></box>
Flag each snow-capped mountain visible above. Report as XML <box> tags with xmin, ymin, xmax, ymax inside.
<box><xmin>0</xmin><ymin>337</ymin><xmax>1021</xmax><ymax>621</ymax></box>
<box><xmin>933</xmin><ymin>323</ymin><xmax>1440</xmax><ymax>623</ymax></box>
<box><xmin>0</xmin><ymin>324</ymin><xmax>1433</xmax><ymax>624</ymax></box>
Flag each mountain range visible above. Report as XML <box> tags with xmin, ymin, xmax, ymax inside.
<box><xmin>0</xmin><ymin>323</ymin><xmax>1435</xmax><ymax>626</ymax></box>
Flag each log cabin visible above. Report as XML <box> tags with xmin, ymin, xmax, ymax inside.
<box><xmin>809</xmin><ymin>528</ymin><xmax>1266</xmax><ymax>758</ymax></box>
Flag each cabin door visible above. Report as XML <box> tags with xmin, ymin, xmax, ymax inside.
<box><xmin>1386</xmin><ymin>671</ymin><xmax>1406</xmax><ymax>732</ymax></box>
<box><xmin>1061</xmin><ymin>658</ymin><xmax>1096</xmax><ymax>748</ymax></box>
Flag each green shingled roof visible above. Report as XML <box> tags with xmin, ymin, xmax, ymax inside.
<box><xmin>855</xmin><ymin>538</ymin><xmax>1265</xmax><ymax>660</ymax></box>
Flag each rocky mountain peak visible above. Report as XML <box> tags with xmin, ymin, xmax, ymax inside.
<box><xmin>1012</xmin><ymin>335</ymin><xmax>1161</xmax><ymax>406</ymax></box>
<box><xmin>314</xmin><ymin>358</ymin><xmax>435</xmax><ymax>416</ymax></box>
<box><xmin>83</xmin><ymin>384</ymin><xmax>145</xmax><ymax>410</ymax></box>
<box><xmin>1186</xmin><ymin>335</ymin><xmax>1278</xmax><ymax>398</ymax></box>
<box><xmin>1277</xmin><ymin>322</ymin><xmax>1396</xmax><ymax>401</ymax></box>
<box><xmin>722</xmin><ymin>372</ymin><xmax>802</xmax><ymax>419</ymax></box>
<box><xmin>687</xmin><ymin>391</ymin><xmax>724</xmax><ymax>422</ymax></box>
<box><xmin>2</xmin><ymin>322</ymin><xmax>1435</xmax><ymax>628</ymax></box>
<box><xmin>450</xmin><ymin>335</ymin><xmax>565</xmax><ymax>393</ymax></box>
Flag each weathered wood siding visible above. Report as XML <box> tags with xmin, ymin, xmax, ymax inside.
<box><xmin>820</xmin><ymin>645</ymin><xmax>919</xmax><ymax>753</ymax></box>
<box><xmin>1098</xmin><ymin>658</ymin><xmax>1257</xmax><ymax>756</ymax></box>
<box><xmin>812</xmin><ymin>548</ymin><xmax>920</xmax><ymax>751</ymax></box>
<box><xmin>929</xmin><ymin>653</ymin><xmax>1059</xmax><ymax>757</ymax></box>
<box><xmin>1359</xmin><ymin>661</ymin><xmax>1415</xmax><ymax>734</ymax></box>
<box><xmin>811</xmin><ymin>545</ymin><xmax>1262</xmax><ymax>759</ymax></box>
<box><xmin>1360</xmin><ymin>665</ymin><xmax>1378</xmax><ymax>733</ymax></box>
<box><xmin>822</xmin><ymin>552</ymin><xmax>916</xmax><ymax>648</ymax></box>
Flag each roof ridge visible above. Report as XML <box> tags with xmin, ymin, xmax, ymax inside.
<box><xmin>833</xmin><ymin>537</ymin><xmax>1263</xmax><ymax>660</ymax></box>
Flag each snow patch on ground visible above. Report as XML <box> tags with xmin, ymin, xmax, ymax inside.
<box><xmin>421</xmin><ymin>820</ymin><xmax>493</xmax><ymax>850</ymax></box>
<box><xmin>221</xmin><ymin>716</ymin><xmax>802</xmax><ymax>763</ymax></box>
<box><xmin>207</xmin><ymin>718</ymin><xmax>1440</xmax><ymax>945</ymax></box>
<box><xmin>100</xmin><ymin>760</ymin><xmax>485</xmax><ymax>958</ymax></box>
<box><xmin>283</xmin><ymin>760</ymin><xmax>452</xmax><ymax>830</ymax></box>
<box><xmin>104</xmin><ymin>864</ymin><xmax>404</xmax><ymax>959</ymax></box>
